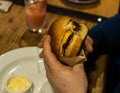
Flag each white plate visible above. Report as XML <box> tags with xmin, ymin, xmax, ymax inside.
<box><xmin>0</xmin><ymin>47</ymin><xmax>54</xmax><ymax>93</ymax></box>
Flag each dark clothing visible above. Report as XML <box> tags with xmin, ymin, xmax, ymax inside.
<box><xmin>88</xmin><ymin>14</ymin><xmax>120</xmax><ymax>93</ymax></box>
<box><xmin>89</xmin><ymin>13</ymin><xmax>120</xmax><ymax>54</ymax></box>
<box><xmin>114</xmin><ymin>81</ymin><xmax>120</xmax><ymax>93</ymax></box>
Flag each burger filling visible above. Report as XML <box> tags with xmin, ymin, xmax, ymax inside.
<box><xmin>62</xmin><ymin>20</ymin><xmax>82</xmax><ymax>56</ymax></box>
<box><xmin>63</xmin><ymin>33</ymin><xmax>74</xmax><ymax>56</ymax></box>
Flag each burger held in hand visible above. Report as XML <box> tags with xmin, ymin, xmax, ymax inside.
<box><xmin>49</xmin><ymin>16</ymin><xmax>88</xmax><ymax>66</ymax></box>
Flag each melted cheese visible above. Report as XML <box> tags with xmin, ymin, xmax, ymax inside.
<box><xmin>6</xmin><ymin>75</ymin><xmax>31</xmax><ymax>92</ymax></box>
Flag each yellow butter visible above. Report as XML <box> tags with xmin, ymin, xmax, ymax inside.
<box><xmin>6</xmin><ymin>75</ymin><xmax>31</xmax><ymax>92</ymax></box>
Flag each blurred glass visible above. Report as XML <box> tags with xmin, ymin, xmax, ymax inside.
<box><xmin>24</xmin><ymin>0</ymin><xmax>47</xmax><ymax>33</ymax></box>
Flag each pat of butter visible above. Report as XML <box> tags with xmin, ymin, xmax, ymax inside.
<box><xmin>6</xmin><ymin>75</ymin><xmax>31</xmax><ymax>92</ymax></box>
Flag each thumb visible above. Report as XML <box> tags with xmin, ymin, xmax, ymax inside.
<box><xmin>42</xmin><ymin>35</ymin><xmax>63</xmax><ymax>71</ymax></box>
<box><xmin>84</xmin><ymin>36</ymin><xmax>94</xmax><ymax>54</ymax></box>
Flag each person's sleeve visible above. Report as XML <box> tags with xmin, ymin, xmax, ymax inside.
<box><xmin>89</xmin><ymin>13</ymin><xmax>120</xmax><ymax>53</ymax></box>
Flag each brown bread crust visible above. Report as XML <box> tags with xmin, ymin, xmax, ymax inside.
<box><xmin>49</xmin><ymin>16</ymin><xmax>88</xmax><ymax>58</ymax></box>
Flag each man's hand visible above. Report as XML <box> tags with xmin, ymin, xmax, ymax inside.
<box><xmin>84</xmin><ymin>36</ymin><xmax>94</xmax><ymax>54</ymax></box>
<box><xmin>38</xmin><ymin>35</ymin><xmax>88</xmax><ymax>93</ymax></box>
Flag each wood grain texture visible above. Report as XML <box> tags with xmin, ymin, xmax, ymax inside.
<box><xmin>47</xmin><ymin>0</ymin><xmax>119</xmax><ymax>18</ymax></box>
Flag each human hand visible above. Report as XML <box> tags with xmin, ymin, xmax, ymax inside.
<box><xmin>84</xmin><ymin>36</ymin><xmax>94</xmax><ymax>54</ymax></box>
<box><xmin>38</xmin><ymin>35</ymin><xmax>88</xmax><ymax>93</ymax></box>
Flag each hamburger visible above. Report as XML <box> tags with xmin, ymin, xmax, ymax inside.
<box><xmin>49</xmin><ymin>16</ymin><xmax>88</xmax><ymax>66</ymax></box>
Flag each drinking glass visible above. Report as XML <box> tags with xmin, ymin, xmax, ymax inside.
<box><xmin>24</xmin><ymin>0</ymin><xmax>47</xmax><ymax>33</ymax></box>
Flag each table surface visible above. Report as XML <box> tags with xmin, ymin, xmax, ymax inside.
<box><xmin>47</xmin><ymin>0</ymin><xmax>119</xmax><ymax>18</ymax></box>
<box><xmin>0</xmin><ymin>1</ymin><xmax>119</xmax><ymax>93</ymax></box>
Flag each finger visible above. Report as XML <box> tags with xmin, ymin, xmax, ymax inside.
<box><xmin>39</xmin><ymin>50</ymin><xmax>43</xmax><ymax>58</ymax></box>
<box><xmin>38</xmin><ymin>35</ymin><xmax>47</xmax><ymax>48</ymax></box>
<box><xmin>85</xmin><ymin>43</ymin><xmax>93</xmax><ymax>53</ymax></box>
<box><xmin>37</xmin><ymin>29</ymin><xmax>48</xmax><ymax>48</ymax></box>
<box><xmin>43</xmin><ymin>61</ymin><xmax>52</xmax><ymax>78</ymax></box>
<box><xmin>84</xmin><ymin>36</ymin><xmax>93</xmax><ymax>52</ymax></box>
<box><xmin>41</xmin><ymin>29</ymin><xmax>48</xmax><ymax>35</ymax></box>
<box><xmin>42</xmin><ymin>35</ymin><xmax>63</xmax><ymax>71</ymax></box>
<box><xmin>38</xmin><ymin>41</ymin><xmax>43</xmax><ymax>48</ymax></box>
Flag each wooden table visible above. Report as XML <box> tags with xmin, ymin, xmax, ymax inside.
<box><xmin>48</xmin><ymin>0</ymin><xmax>119</xmax><ymax>18</ymax></box>
<box><xmin>0</xmin><ymin>1</ymin><xmax>119</xmax><ymax>93</ymax></box>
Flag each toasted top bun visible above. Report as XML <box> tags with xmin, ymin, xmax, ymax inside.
<box><xmin>49</xmin><ymin>16</ymin><xmax>88</xmax><ymax>58</ymax></box>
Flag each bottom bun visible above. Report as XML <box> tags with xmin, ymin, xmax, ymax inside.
<box><xmin>59</xmin><ymin>49</ymin><xmax>87</xmax><ymax>66</ymax></box>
